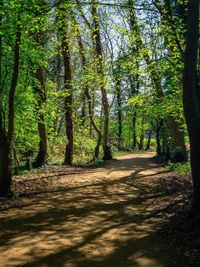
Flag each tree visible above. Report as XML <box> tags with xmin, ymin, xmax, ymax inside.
<box><xmin>91</xmin><ymin>1</ymin><xmax>112</xmax><ymax>160</ymax></box>
<box><xmin>183</xmin><ymin>0</ymin><xmax>200</xmax><ymax>214</ymax></box>
<box><xmin>0</xmin><ymin>0</ymin><xmax>21</xmax><ymax>196</ymax></box>
<box><xmin>75</xmin><ymin>19</ymin><xmax>102</xmax><ymax>159</ymax></box>
<box><xmin>30</xmin><ymin>4</ymin><xmax>48</xmax><ymax>167</ymax></box>
<box><xmin>128</xmin><ymin>0</ymin><xmax>187</xmax><ymax>162</ymax></box>
<box><xmin>58</xmin><ymin>3</ymin><xmax>74</xmax><ymax>165</ymax></box>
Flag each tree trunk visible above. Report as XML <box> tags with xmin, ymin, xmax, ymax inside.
<box><xmin>138</xmin><ymin>114</ymin><xmax>145</xmax><ymax>150</ymax></box>
<box><xmin>183</xmin><ymin>0</ymin><xmax>200</xmax><ymax>214</ymax></box>
<box><xmin>0</xmin><ymin>0</ymin><xmax>12</xmax><ymax>197</ymax></box>
<box><xmin>0</xmin><ymin>13</ymin><xmax>21</xmax><ymax>197</ymax></box>
<box><xmin>85</xmin><ymin>88</ymin><xmax>102</xmax><ymax>159</ymax></box>
<box><xmin>156</xmin><ymin>120</ymin><xmax>163</xmax><ymax>158</ymax></box>
<box><xmin>168</xmin><ymin>117</ymin><xmax>187</xmax><ymax>162</ymax></box>
<box><xmin>62</xmin><ymin>33</ymin><xmax>73</xmax><ymax>165</ymax></box>
<box><xmin>8</xmin><ymin>20</ymin><xmax>21</xmax><ymax>142</ymax></box>
<box><xmin>129</xmin><ymin>61</ymin><xmax>139</xmax><ymax>150</ymax></box>
<box><xmin>145</xmin><ymin>130</ymin><xmax>152</xmax><ymax>151</ymax></box>
<box><xmin>92</xmin><ymin>2</ymin><xmax>112</xmax><ymax>160</ymax></box>
<box><xmin>132</xmin><ymin>111</ymin><xmax>137</xmax><ymax>149</ymax></box>
<box><xmin>116</xmin><ymin>79</ymin><xmax>123</xmax><ymax>150</ymax></box>
<box><xmin>138</xmin><ymin>133</ymin><xmax>144</xmax><ymax>150</ymax></box>
<box><xmin>34</xmin><ymin>68</ymin><xmax>48</xmax><ymax>167</ymax></box>
<box><xmin>161</xmin><ymin>124</ymin><xmax>171</xmax><ymax>162</ymax></box>
<box><xmin>0</xmin><ymin>118</ymin><xmax>12</xmax><ymax>197</ymax></box>
<box><xmin>81</xmin><ymin>90</ymin><xmax>86</xmax><ymax>126</ymax></box>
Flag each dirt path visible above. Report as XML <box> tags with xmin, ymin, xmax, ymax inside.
<box><xmin>0</xmin><ymin>153</ymin><xmax>184</xmax><ymax>267</ymax></box>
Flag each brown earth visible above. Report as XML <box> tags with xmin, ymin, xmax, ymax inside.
<box><xmin>0</xmin><ymin>153</ymin><xmax>188</xmax><ymax>267</ymax></box>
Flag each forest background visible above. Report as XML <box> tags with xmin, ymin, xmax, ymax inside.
<box><xmin>0</xmin><ymin>0</ymin><xmax>199</xmax><ymax>212</ymax></box>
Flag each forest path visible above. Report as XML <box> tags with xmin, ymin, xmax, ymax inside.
<box><xmin>0</xmin><ymin>153</ymin><xmax>184</xmax><ymax>267</ymax></box>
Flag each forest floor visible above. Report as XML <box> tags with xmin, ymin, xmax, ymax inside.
<box><xmin>0</xmin><ymin>152</ymin><xmax>199</xmax><ymax>267</ymax></box>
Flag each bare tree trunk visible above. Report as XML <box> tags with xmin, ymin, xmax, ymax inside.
<box><xmin>183</xmin><ymin>0</ymin><xmax>200</xmax><ymax>214</ymax></box>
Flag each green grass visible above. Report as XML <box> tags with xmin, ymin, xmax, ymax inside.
<box><xmin>166</xmin><ymin>162</ymin><xmax>191</xmax><ymax>175</ymax></box>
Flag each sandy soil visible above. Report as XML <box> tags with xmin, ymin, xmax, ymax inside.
<box><xmin>0</xmin><ymin>153</ymin><xmax>186</xmax><ymax>267</ymax></box>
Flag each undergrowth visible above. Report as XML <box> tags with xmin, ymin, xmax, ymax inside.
<box><xmin>167</xmin><ymin>162</ymin><xmax>191</xmax><ymax>175</ymax></box>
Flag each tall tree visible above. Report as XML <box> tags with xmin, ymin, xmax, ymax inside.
<box><xmin>92</xmin><ymin>1</ymin><xmax>112</xmax><ymax>160</ymax></box>
<box><xmin>183</xmin><ymin>0</ymin><xmax>200</xmax><ymax>214</ymax></box>
<box><xmin>75</xmin><ymin>19</ymin><xmax>102</xmax><ymax>159</ymax></box>
<box><xmin>30</xmin><ymin>7</ymin><xmax>48</xmax><ymax>167</ymax></box>
<box><xmin>58</xmin><ymin>4</ymin><xmax>74</xmax><ymax>165</ymax></box>
<box><xmin>0</xmin><ymin>0</ymin><xmax>21</xmax><ymax>196</ymax></box>
<box><xmin>34</xmin><ymin>67</ymin><xmax>48</xmax><ymax>167</ymax></box>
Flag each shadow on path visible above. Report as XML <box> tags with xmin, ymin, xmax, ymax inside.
<box><xmin>0</xmin><ymin>153</ymin><xmax>185</xmax><ymax>267</ymax></box>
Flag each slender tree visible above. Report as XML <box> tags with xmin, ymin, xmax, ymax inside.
<box><xmin>31</xmin><ymin>10</ymin><xmax>48</xmax><ymax>167</ymax></box>
<box><xmin>34</xmin><ymin>67</ymin><xmax>48</xmax><ymax>167</ymax></box>
<box><xmin>92</xmin><ymin>1</ymin><xmax>112</xmax><ymax>160</ymax></box>
<box><xmin>0</xmin><ymin>2</ymin><xmax>21</xmax><ymax>196</ymax></box>
<box><xmin>75</xmin><ymin>18</ymin><xmax>102</xmax><ymax>159</ymax></box>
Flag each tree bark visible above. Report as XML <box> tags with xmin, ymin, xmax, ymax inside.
<box><xmin>145</xmin><ymin>130</ymin><xmax>152</xmax><ymax>151</ymax></box>
<box><xmin>0</xmin><ymin>115</ymin><xmax>12</xmax><ymax>197</ymax></box>
<box><xmin>62</xmin><ymin>33</ymin><xmax>73</xmax><ymax>165</ymax></box>
<box><xmin>156</xmin><ymin>120</ymin><xmax>163</xmax><ymax>158</ymax></box>
<box><xmin>34</xmin><ymin>68</ymin><xmax>48</xmax><ymax>167</ymax></box>
<box><xmin>168</xmin><ymin>117</ymin><xmax>187</xmax><ymax>162</ymax></box>
<box><xmin>129</xmin><ymin>75</ymin><xmax>139</xmax><ymax>150</ymax></box>
<box><xmin>138</xmin><ymin>133</ymin><xmax>144</xmax><ymax>150</ymax></box>
<box><xmin>183</xmin><ymin>0</ymin><xmax>200</xmax><ymax>214</ymax></box>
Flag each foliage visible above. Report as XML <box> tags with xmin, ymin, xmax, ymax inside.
<box><xmin>0</xmin><ymin>0</ymin><xmax>191</xmax><ymax>174</ymax></box>
<box><xmin>167</xmin><ymin>162</ymin><xmax>191</xmax><ymax>175</ymax></box>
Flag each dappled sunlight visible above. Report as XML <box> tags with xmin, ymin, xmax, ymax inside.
<box><xmin>0</xmin><ymin>153</ymin><xmax>182</xmax><ymax>266</ymax></box>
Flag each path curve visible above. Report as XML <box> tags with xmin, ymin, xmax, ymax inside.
<box><xmin>0</xmin><ymin>153</ymin><xmax>183</xmax><ymax>267</ymax></box>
